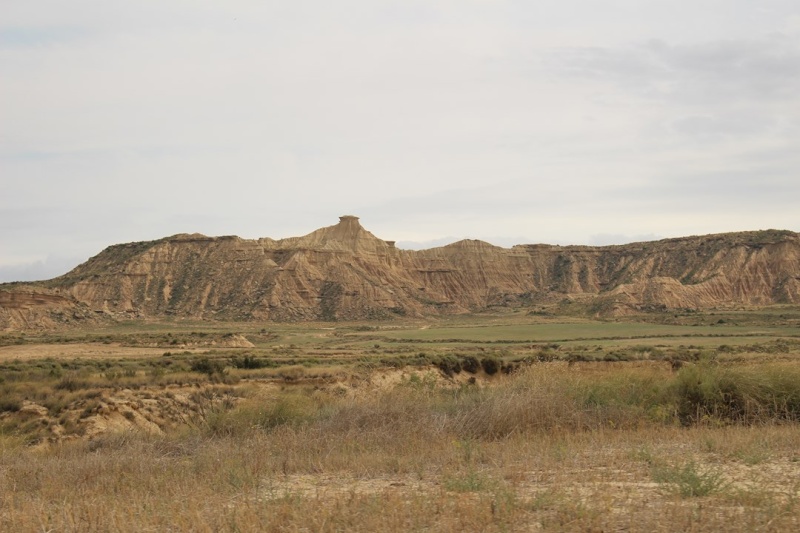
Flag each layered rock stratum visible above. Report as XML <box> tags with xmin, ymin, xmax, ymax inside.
<box><xmin>2</xmin><ymin>216</ymin><xmax>799</xmax><ymax>330</ymax></box>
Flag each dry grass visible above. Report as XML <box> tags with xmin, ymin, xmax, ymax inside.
<box><xmin>2</xmin><ymin>425</ymin><xmax>798</xmax><ymax>531</ymax></box>
<box><xmin>2</xmin><ymin>309</ymin><xmax>799</xmax><ymax>530</ymax></box>
<box><xmin>2</xmin><ymin>362</ymin><xmax>800</xmax><ymax>531</ymax></box>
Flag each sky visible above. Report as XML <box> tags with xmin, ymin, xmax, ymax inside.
<box><xmin>2</xmin><ymin>1</ymin><xmax>799</xmax><ymax>282</ymax></box>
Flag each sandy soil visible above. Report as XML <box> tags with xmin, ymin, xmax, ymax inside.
<box><xmin>0</xmin><ymin>342</ymin><xmax>195</xmax><ymax>362</ymax></box>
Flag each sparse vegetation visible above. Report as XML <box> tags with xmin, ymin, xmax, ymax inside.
<box><xmin>1</xmin><ymin>309</ymin><xmax>800</xmax><ymax>531</ymax></box>
<box><xmin>652</xmin><ymin>461</ymin><xmax>729</xmax><ymax>497</ymax></box>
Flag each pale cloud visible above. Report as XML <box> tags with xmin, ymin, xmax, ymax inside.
<box><xmin>550</xmin><ymin>37</ymin><xmax>800</xmax><ymax>105</ymax></box>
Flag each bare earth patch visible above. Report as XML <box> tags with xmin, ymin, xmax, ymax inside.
<box><xmin>0</xmin><ymin>342</ymin><xmax>173</xmax><ymax>361</ymax></box>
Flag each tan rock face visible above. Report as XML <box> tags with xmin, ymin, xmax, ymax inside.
<box><xmin>2</xmin><ymin>218</ymin><xmax>799</xmax><ymax>329</ymax></box>
<box><xmin>0</xmin><ymin>287</ymin><xmax>100</xmax><ymax>330</ymax></box>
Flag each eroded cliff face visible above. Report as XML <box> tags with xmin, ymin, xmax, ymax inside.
<box><xmin>0</xmin><ymin>287</ymin><xmax>101</xmax><ymax>330</ymax></box>
<box><xmin>2</xmin><ymin>216</ymin><xmax>799</xmax><ymax>329</ymax></box>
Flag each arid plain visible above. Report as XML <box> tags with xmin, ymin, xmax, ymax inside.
<box><xmin>2</xmin><ymin>306</ymin><xmax>800</xmax><ymax>532</ymax></box>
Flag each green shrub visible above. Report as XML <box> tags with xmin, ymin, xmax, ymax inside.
<box><xmin>190</xmin><ymin>357</ymin><xmax>227</xmax><ymax>377</ymax></box>
<box><xmin>230</xmin><ymin>355</ymin><xmax>269</xmax><ymax>370</ymax></box>
<box><xmin>670</xmin><ymin>363</ymin><xmax>800</xmax><ymax>424</ymax></box>
<box><xmin>671</xmin><ymin>364</ymin><xmax>745</xmax><ymax>424</ymax></box>
<box><xmin>461</xmin><ymin>356</ymin><xmax>481</xmax><ymax>374</ymax></box>
<box><xmin>205</xmin><ymin>394</ymin><xmax>317</xmax><ymax>436</ymax></box>
<box><xmin>536</xmin><ymin>348</ymin><xmax>558</xmax><ymax>362</ymax></box>
<box><xmin>444</xmin><ymin>470</ymin><xmax>492</xmax><ymax>493</ymax></box>
<box><xmin>436</xmin><ymin>356</ymin><xmax>462</xmax><ymax>377</ymax></box>
<box><xmin>0</xmin><ymin>397</ymin><xmax>22</xmax><ymax>413</ymax></box>
<box><xmin>55</xmin><ymin>375</ymin><xmax>92</xmax><ymax>391</ymax></box>
<box><xmin>481</xmin><ymin>357</ymin><xmax>500</xmax><ymax>375</ymax></box>
<box><xmin>652</xmin><ymin>461</ymin><xmax>728</xmax><ymax>497</ymax></box>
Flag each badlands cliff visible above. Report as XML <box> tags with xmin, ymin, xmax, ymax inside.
<box><xmin>1</xmin><ymin>216</ymin><xmax>799</xmax><ymax>329</ymax></box>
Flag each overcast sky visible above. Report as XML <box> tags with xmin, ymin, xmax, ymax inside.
<box><xmin>2</xmin><ymin>1</ymin><xmax>799</xmax><ymax>282</ymax></box>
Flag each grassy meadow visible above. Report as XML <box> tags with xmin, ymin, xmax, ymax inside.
<box><xmin>1</xmin><ymin>307</ymin><xmax>800</xmax><ymax>531</ymax></box>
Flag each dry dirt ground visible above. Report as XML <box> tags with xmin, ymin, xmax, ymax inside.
<box><xmin>261</xmin><ymin>454</ymin><xmax>800</xmax><ymax>532</ymax></box>
<box><xmin>0</xmin><ymin>342</ymin><xmax>170</xmax><ymax>361</ymax></box>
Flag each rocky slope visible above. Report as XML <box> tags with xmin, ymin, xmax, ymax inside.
<box><xmin>1</xmin><ymin>216</ymin><xmax>799</xmax><ymax>329</ymax></box>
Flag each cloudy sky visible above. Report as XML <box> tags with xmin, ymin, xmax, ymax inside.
<box><xmin>2</xmin><ymin>1</ymin><xmax>799</xmax><ymax>282</ymax></box>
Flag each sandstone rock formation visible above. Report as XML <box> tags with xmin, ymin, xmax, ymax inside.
<box><xmin>1</xmin><ymin>216</ymin><xmax>799</xmax><ymax>329</ymax></box>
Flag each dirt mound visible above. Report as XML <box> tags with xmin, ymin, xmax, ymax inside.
<box><xmin>0</xmin><ymin>385</ymin><xmax>241</xmax><ymax>444</ymax></box>
<box><xmin>215</xmin><ymin>334</ymin><xmax>255</xmax><ymax>348</ymax></box>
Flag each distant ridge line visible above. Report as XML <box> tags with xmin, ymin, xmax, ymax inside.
<box><xmin>1</xmin><ymin>217</ymin><xmax>798</xmax><ymax>330</ymax></box>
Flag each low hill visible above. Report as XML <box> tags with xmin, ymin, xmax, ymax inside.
<box><xmin>2</xmin><ymin>216</ymin><xmax>799</xmax><ymax>330</ymax></box>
